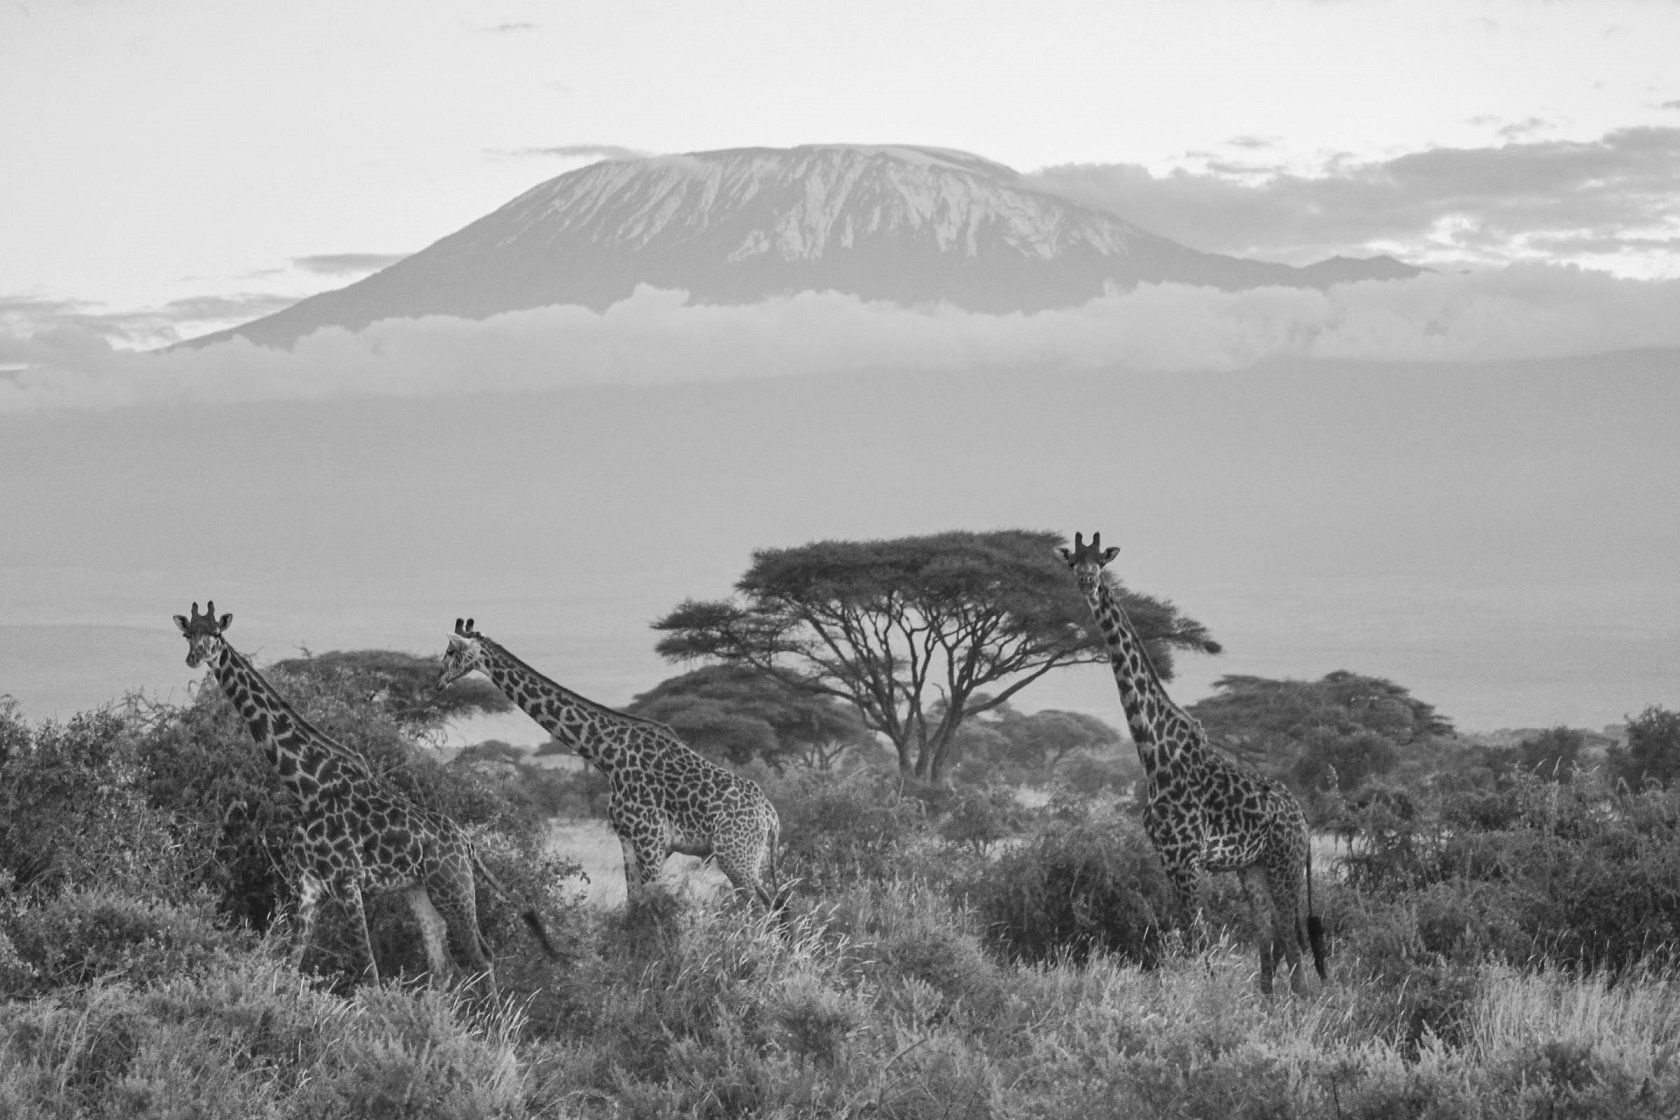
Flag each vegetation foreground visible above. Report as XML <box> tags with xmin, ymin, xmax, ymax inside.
<box><xmin>4</xmin><ymin>669</ymin><xmax>1680</xmax><ymax>1117</ymax></box>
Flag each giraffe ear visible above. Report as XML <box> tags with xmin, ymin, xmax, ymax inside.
<box><xmin>172</xmin><ymin>615</ymin><xmax>190</xmax><ymax>634</ymax></box>
<box><xmin>1054</xmin><ymin>546</ymin><xmax>1074</xmax><ymax>564</ymax></box>
<box><xmin>1101</xmin><ymin>548</ymin><xmax>1120</xmax><ymax>563</ymax></box>
<box><xmin>218</xmin><ymin>613</ymin><xmax>233</xmax><ymax>631</ymax></box>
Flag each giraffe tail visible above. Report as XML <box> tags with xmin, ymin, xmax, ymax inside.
<box><xmin>472</xmin><ymin>850</ymin><xmax>562</xmax><ymax>960</ymax></box>
<box><xmin>1303</xmin><ymin>834</ymin><xmax>1329</xmax><ymax>982</ymax></box>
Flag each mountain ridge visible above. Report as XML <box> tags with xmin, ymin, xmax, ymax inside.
<box><xmin>191</xmin><ymin>144</ymin><xmax>1419</xmax><ymax>349</ymax></box>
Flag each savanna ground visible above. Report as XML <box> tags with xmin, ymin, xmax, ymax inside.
<box><xmin>4</xmin><ymin>677</ymin><xmax>1680</xmax><ymax>1119</ymax></box>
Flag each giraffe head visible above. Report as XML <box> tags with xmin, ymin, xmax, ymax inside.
<box><xmin>438</xmin><ymin>617</ymin><xmax>490</xmax><ymax>689</ymax></box>
<box><xmin>173</xmin><ymin>600</ymin><xmax>232</xmax><ymax>668</ymax></box>
<box><xmin>1055</xmin><ymin>531</ymin><xmax>1120</xmax><ymax>595</ymax></box>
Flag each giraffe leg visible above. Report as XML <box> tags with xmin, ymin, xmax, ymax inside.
<box><xmin>619</xmin><ymin>825</ymin><xmax>670</xmax><ymax>901</ymax></box>
<box><xmin>1240</xmin><ymin>867</ymin><xmax>1281</xmax><ymax>995</ymax></box>
<box><xmin>340</xmin><ymin>883</ymin><xmax>380</xmax><ymax>985</ymax></box>
<box><xmin>291</xmin><ymin>871</ymin><xmax>326</xmax><ymax>973</ymax></box>
<box><xmin>1162</xmin><ymin>860</ymin><xmax>1208</xmax><ymax>956</ymax></box>
<box><xmin>1264</xmin><ymin>853</ymin><xmax>1311</xmax><ymax>996</ymax></box>
<box><xmin>430</xmin><ymin>862</ymin><xmax>496</xmax><ymax>997</ymax></box>
<box><xmin>714</xmin><ymin>846</ymin><xmax>767</xmax><ymax>909</ymax></box>
<box><xmin>405</xmin><ymin>887</ymin><xmax>454</xmax><ymax>987</ymax></box>
<box><xmin>618</xmin><ymin>833</ymin><xmax>646</xmax><ymax>897</ymax></box>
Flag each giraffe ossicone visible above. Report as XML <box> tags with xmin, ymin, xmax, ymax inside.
<box><xmin>176</xmin><ymin>601</ymin><xmax>559</xmax><ymax>992</ymax></box>
<box><xmin>1056</xmin><ymin>534</ymin><xmax>1328</xmax><ymax>994</ymax></box>
<box><xmin>439</xmin><ymin>619</ymin><xmax>784</xmax><ymax>913</ymax></box>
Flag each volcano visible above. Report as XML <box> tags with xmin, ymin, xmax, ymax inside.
<box><xmin>192</xmin><ymin>144</ymin><xmax>1417</xmax><ymax>349</ymax></box>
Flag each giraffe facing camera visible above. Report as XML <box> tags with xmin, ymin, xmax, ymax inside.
<box><xmin>1057</xmin><ymin>532</ymin><xmax>1328</xmax><ymax>994</ymax></box>
<box><xmin>173</xmin><ymin>600</ymin><xmax>233</xmax><ymax>667</ymax></box>
<box><xmin>176</xmin><ymin>601</ymin><xmax>559</xmax><ymax>992</ymax></box>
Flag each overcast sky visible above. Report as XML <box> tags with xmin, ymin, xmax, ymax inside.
<box><xmin>3</xmin><ymin>0</ymin><xmax>1679</xmax><ymax>356</ymax></box>
<box><xmin>3</xmin><ymin>1</ymin><xmax>1677</xmax><ymax>734</ymax></box>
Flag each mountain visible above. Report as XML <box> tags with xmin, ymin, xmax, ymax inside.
<box><xmin>192</xmin><ymin>144</ymin><xmax>1420</xmax><ymax>349</ymax></box>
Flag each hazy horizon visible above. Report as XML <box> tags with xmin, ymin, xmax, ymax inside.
<box><xmin>5</xmin><ymin>352</ymin><xmax>1675</xmax><ymax>739</ymax></box>
<box><xmin>5</xmin><ymin>1</ymin><xmax>1677</xmax><ymax>752</ymax></box>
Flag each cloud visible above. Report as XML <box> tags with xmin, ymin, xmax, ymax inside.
<box><xmin>291</xmin><ymin>253</ymin><xmax>408</xmax><ymax>276</ymax></box>
<box><xmin>0</xmin><ymin>290</ymin><xmax>300</xmax><ymax>351</ymax></box>
<box><xmin>4</xmin><ymin>267</ymin><xmax>1679</xmax><ymax>413</ymax></box>
<box><xmin>492</xmin><ymin>144</ymin><xmax>647</xmax><ymax>161</ymax></box>
<box><xmin>1026</xmin><ymin>126</ymin><xmax>1680</xmax><ymax>278</ymax></box>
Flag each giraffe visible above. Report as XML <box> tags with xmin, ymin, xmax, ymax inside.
<box><xmin>174</xmin><ymin>601</ymin><xmax>558</xmax><ymax>990</ymax></box>
<box><xmin>1056</xmin><ymin>533</ymin><xmax>1328</xmax><ymax>994</ymax></box>
<box><xmin>437</xmin><ymin>619</ymin><xmax>784</xmax><ymax>912</ymax></box>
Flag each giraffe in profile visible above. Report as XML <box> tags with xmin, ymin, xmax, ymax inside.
<box><xmin>438</xmin><ymin>619</ymin><xmax>783</xmax><ymax>911</ymax></box>
<box><xmin>1056</xmin><ymin>534</ymin><xmax>1327</xmax><ymax>993</ymax></box>
<box><xmin>174</xmin><ymin>601</ymin><xmax>557</xmax><ymax>990</ymax></box>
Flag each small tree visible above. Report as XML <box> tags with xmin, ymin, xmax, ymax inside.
<box><xmin>652</xmin><ymin>530</ymin><xmax>1217</xmax><ymax>784</ymax></box>
<box><xmin>625</xmin><ymin>665</ymin><xmax>875</xmax><ymax>770</ymax></box>
<box><xmin>948</xmin><ymin>702</ymin><xmax>1125</xmax><ymax>780</ymax></box>
<box><xmin>1188</xmin><ymin>670</ymin><xmax>1448</xmax><ymax>790</ymax></box>
<box><xmin>1607</xmin><ymin>706</ymin><xmax>1680</xmax><ymax>789</ymax></box>
<box><xmin>268</xmin><ymin>649</ymin><xmax>511</xmax><ymax>745</ymax></box>
<box><xmin>1511</xmin><ymin>726</ymin><xmax>1586</xmax><ymax>782</ymax></box>
<box><xmin>1001</xmin><ymin>709</ymin><xmax>1123</xmax><ymax>773</ymax></box>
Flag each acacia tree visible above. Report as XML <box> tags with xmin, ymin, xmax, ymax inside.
<box><xmin>947</xmin><ymin>700</ymin><xmax>1124</xmax><ymax>776</ymax></box>
<box><xmin>269</xmin><ymin>649</ymin><xmax>511</xmax><ymax>745</ymax></box>
<box><xmin>625</xmin><ymin>665</ymin><xmax>876</xmax><ymax>771</ymax></box>
<box><xmin>1607</xmin><ymin>705</ymin><xmax>1680</xmax><ymax>789</ymax></box>
<box><xmin>1186</xmin><ymin>670</ymin><xmax>1451</xmax><ymax>790</ymax></box>
<box><xmin>651</xmin><ymin>530</ymin><xmax>1219</xmax><ymax>783</ymax></box>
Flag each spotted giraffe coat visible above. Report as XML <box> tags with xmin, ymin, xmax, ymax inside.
<box><xmin>1057</xmin><ymin>534</ymin><xmax>1327</xmax><ymax>993</ymax></box>
<box><xmin>176</xmin><ymin>602</ymin><xmax>556</xmax><ymax>989</ymax></box>
<box><xmin>440</xmin><ymin>621</ymin><xmax>783</xmax><ymax>909</ymax></box>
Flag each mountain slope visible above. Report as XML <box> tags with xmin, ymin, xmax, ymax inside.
<box><xmin>194</xmin><ymin>144</ymin><xmax>1418</xmax><ymax>349</ymax></box>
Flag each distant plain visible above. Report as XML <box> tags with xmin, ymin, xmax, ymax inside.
<box><xmin>5</xmin><ymin>351</ymin><xmax>1676</xmax><ymax>736</ymax></box>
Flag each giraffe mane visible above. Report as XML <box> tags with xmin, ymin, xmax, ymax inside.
<box><xmin>473</xmin><ymin>631</ymin><xmax>675</xmax><ymax>733</ymax></box>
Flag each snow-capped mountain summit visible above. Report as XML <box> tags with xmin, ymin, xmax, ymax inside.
<box><xmin>195</xmin><ymin>144</ymin><xmax>1417</xmax><ymax>348</ymax></box>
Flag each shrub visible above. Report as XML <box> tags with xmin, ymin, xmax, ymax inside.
<box><xmin>936</xmin><ymin>785</ymin><xmax>1027</xmax><ymax>855</ymax></box>
<box><xmin>1607</xmin><ymin>705</ymin><xmax>1680</xmax><ymax>790</ymax></box>
<box><xmin>0</xmin><ymin>889</ymin><xmax>244</xmax><ymax>995</ymax></box>
<box><xmin>767</xmin><ymin>768</ymin><xmax>930</xmax><ymax>889</ymax></box>
<box><xmin>1052</xmin><ymin>752</ymin><xmax>1136</xmax><ymax>798</ymax></box>
<box><xmin>0</xmin><ymin>705</ymin><xmax>205</xmax><ymax>905</ymax></box>
<box><xmin>963</xmin><ymin>797</ymin><xmax>1180</xmax><ymax>966</ymax></box>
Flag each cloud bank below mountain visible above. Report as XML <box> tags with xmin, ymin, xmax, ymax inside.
<box><xmin>3</xmin><ymin>265</ymin><xmax>1678</xmax><ymax>412</ymax></box>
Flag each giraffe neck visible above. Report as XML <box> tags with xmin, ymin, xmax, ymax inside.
<box><xmin>1085</xmin><ymin>580</ymin><xmax>1206</xmax><ymax>777</ymax></box>
<box><xmin>475</xmin><ymin>637</ymin><xmax>651</xmax><ymax>769</ymax></box>
<box><xmin>210</xmin><ymin>641</ymin><xmax>369</xmax><ymax>793</ymax></box>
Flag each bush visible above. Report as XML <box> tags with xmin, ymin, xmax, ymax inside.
<box><xmin>767</xmin><ymin>768</ymin><xmax>930</xmax><ymax>889</ymax></box>
<box><xmin>1607</xmin><ymin>705</ymin><xmax>1680</xmax><ymax>790</ymax></box>
<box><xmin>0</xmin><ymin>705</ymin><xmax>205</xmax><ymax>905</ymax></box>
<box><xmin>963</xmin><ymin>797</ymin><xmax>1180</xmax><ymax>966</ymax></box>
<box><xmin>936</xmin><ymin>785</ymin><xmax>1027</xmax><ymax>855</ymax></box>
<box><xmin>1051</xmin><ymin>752</ymin><xmax>1137</xmax><ymax>798</ymax></box>
<box><xmin>0</xmin><ymin>889</ymin><xmax>244</xmax><ymax>995</ymax></box>
<box><xmin>1331</xmin><ymin>770</ymin><xmax>1680</xmax><ymax>976</ymax></box>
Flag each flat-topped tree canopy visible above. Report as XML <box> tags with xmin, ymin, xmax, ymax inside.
<box><xmin>652</xmin><ymin>528</ymin><xmax>1219</xmax><ymax>783</ymax></box>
